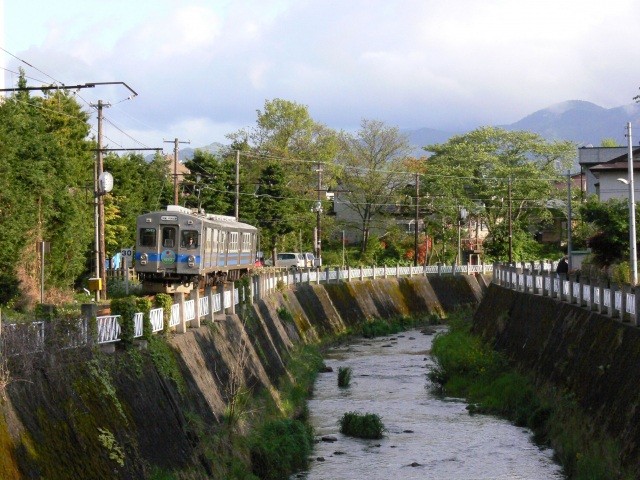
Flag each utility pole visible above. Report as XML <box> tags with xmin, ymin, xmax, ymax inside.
<box><xmin>508</xmin><ymin>176</ymin><xmax>513</xmax><ymax>264</ymax></box>
<box><xmin>165</xmin><ymin>138</ymin><xmax>190</xmax><ymax>205</ymax></box>
<box><xmin>567</xmin><ymin>169</ymin><xmax>573</xmax><ymax>272</ymax></box>
<box><xmin>627</xmin><ymin>122</ymin><xmax>638</xmax><ymax>285</ymax></box>
<box><xmin>235</xmin><ymin>150</ymin><xmax>240</xmax><ymax>220</ymax></box>
<box><xmin>95</xmin><ymin>100</ymin><xmax>108</xmax><ymax>301</ymax></box>
<box><xmin>314</xmin><ymin>162</ymin><xmax>323</xmax><ymax>265</ymax></box>
<box><xmin>414</xmin><ymin>172</ymin><xmax>419</xmax><ymax>267</ymax></box>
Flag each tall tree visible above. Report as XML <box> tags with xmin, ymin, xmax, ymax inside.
<box><xmin>104</xmin><ymin>152</ymin><xmax>173</xmax><ymax>257</ymax></box>
<box><xmin>0</xmin><ymin>74</ymin><xmax>95</xmax><ymax>305</ymax></box>
<box><xmin>423</xmin><ymin>127</ymin><xmax>575</xmax><ymax>262</ymax></box>
<box><xmin>226</xmin><ymin>98</ymin><xmax>339</xmax><ymax>253</ymax></box>
<box><xmin>336</xmin><ymin>119</ymin><xmax>414</xmax><ymax>253</ymax></box>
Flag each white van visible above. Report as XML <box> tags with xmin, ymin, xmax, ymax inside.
<box><xmin>274</xmin><ymin>252</ymin><xmax>306</xmax><ymax>269</ymax></box>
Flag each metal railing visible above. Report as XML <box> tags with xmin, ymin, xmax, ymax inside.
<box><xmin>1</xmin><ymin>259</ymin><xmax>500</xmax><ymax>353</ymax></box>
<box><xmin>493</xmin><ymin>264</ymin><xmax>639</xmax><ymax>325</ymax></box>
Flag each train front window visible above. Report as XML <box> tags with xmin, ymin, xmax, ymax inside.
<box><xmin>181</xmin><ymin>230</ymin><xmax>198</xmax><ymax>249</ymax></box>
<box><xmin>139</xmin><ymin>228</ymin><xmax>156</xmax><ymax>247</ymax></box>
<box><xmin>162</xmin><ymin>227</ymin><xmax>176</xmax><ymax>248</ymax></box>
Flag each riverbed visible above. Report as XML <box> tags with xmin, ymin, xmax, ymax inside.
<box><xmin>294</xmin><ymin>328</ymin><xmax>564</xmax><ymax>480</ymax></box>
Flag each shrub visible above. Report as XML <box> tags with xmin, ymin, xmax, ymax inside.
<box><xmin>109</xmin><ymin>296</ymin><xmax>138</xmax><ymax>348</ymax></box>
<box><xmin>338</xmin><ymin>366</ymin><xmax>352</xmax><ymax>388</ymax></box>
<box><xmin>250</xmin><ymin>419</ymin><xmax>313</xmax><ymax>480</ymax></box>
<box><xmin>338</xmin><ymin>412</ymin><xmax>385</xmax><ymax>439</ymax></box>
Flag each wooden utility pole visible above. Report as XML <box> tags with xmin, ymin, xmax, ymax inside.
<box><xmin>96</xmin><ymin>100</ymin><xmax>107</xmax><ymax>300</ymax></box>
<box><xmin>235</xmin><ymin>150</ymin><xmax>240</xmax><ymax>220</ymax></box>
<box><xmin>165</xmin><ymin>138</ymin><xmax>190</xmax><ymax>205</ymax></box>
<box><xmin>414</xmin><ymin>172</ymin><xmax>419</xmax><ymax>267</ymax></box>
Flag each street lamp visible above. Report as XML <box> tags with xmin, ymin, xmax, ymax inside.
<box><xmin>618</xmin><ymin>121</ymin><xmax>638</xmax><ymax>285</ymax></box>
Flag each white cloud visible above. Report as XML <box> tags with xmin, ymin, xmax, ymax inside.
<box><xmin>4</xmin><ymin>0</ymin><xmax>640</xmax><ymax>146</ymax></box>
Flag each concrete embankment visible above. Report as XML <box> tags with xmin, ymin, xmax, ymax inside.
<box><xmin>0</xmin><ymin>275</ymin><xmax>482</xmax><ymax>479</ymax></box>
<box><xmin>473</xmin><ymin>283</ymin><xmax>640</xmax><ymax>476</ymax></box>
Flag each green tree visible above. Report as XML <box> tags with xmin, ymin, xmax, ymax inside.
<box><xmin>336</xmin><ymin>119</ymin><xmax>414</xmax><ymax>254</ymax></box>
<box><xmin>423</xmin><ymin>127</ymin><xmax>575</xmax><ymax>262</ymax></box>
<box><xmin>253</xmin><ymin>162</ymin><xmax>298</xmax><ymax>258</ymax></box>
<box><xmin>183</xmin><ymin>150</ymin><xmax>235</xmax><ymax>215</ymax></box>
<box><xmin>580</xmin><ymin>195</ymin><xmax>634</xmax><ymax>266</ymax></box>
<box><xmin>0</xmin><ymin>74</ymin><xmax>95</xmax><ymax>306</ymax></box>
<box><xmin>104</xmin><ymin>152</ymin><xmax>173</xmax><ymax>258</ymax></box>
<box><xmin>226</xmin><ymin>98</ymin><xmax>339</xmax><ymax>254</ymax></box>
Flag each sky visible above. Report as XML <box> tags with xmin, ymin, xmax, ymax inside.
<box><xmin>2</xmin><ymin>0</ymin><xmax>640</xmax><ymax>150</ymax></box>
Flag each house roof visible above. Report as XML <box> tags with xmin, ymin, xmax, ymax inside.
<box><xmin>590</xmin><ymin>149</ymin><xmax>640</xmax><ymax>172</ymax></box>
<box><xmin>590</xmin><ymin>159</ymin><xmax>640</xmax><ymax>172</ymax></box>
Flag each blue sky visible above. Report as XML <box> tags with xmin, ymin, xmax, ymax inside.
<box><xmin>3</xmin><ymin>0</ymin><xmax>640</xmax><ymax>150</ymax></box>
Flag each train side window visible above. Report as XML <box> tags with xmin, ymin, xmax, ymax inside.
<box><xmin>162</xmin><ymin>227</ymin><xmax>176</xmax><ymax>248</ymax></box>
<box><xmin>139</xmin><ymin>228</ymin><xmax>156</xmax><ymax>247</ymax></box>
<box><xmin>181</xmin><ymin>230</ymin><xmax>198</xmax><ymax>248</ymax></box>
<box><xmin>241</xmin><ymin>233</ymin><xmax>251</xmax><ymax>252</ymax></box>
<box><xmin>229</xmin><ymin>232</ymin><xmax>239</xmax><ymax>251</ymax></box>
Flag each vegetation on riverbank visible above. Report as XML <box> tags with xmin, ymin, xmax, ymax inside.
<box><xmin>429</xmin><ymin>312</ymin><xmax>634</xmax><ymax>480</ymax></box>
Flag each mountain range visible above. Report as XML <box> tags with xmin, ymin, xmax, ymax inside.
<box><xmin>406</xmin><ymin>100</ymin><xmax>640</xmax><ymax>152</ymax></box>
<box><xmin>167</xmin><ymin>100</ymin><xmax>640</xmax><ymax>161</ymax></box>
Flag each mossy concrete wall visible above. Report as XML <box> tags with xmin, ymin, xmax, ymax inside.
<box><xmin>473</xmin><ymin>284</ymin><xmax>640</xmax><ymax>476</ymax></box>
<box><xmin>0</xmin><ymin>275</ymin><xmax>482</xmax><ymax>478</ymax></box>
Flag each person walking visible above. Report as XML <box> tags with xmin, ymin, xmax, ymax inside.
<box><xmin>556</xmin><ymin>255</ymin><xmax>569</xmax><ymax>276</ymax></box>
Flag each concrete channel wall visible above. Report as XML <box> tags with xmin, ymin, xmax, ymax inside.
<box><xmin>473</xmin><ymin>283</ymin><xmax>640</xmax><ymax>476</ymax></box>
<box><xmin>0</xmin><ymin>275</ymin><xmax>483</xmax><ymax>479</ymax></box>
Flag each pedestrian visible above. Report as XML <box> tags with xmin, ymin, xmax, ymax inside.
<box><xmin>556</xmin><ymin>255</ymin><xmax>568</xmax><ymax>276</ymax></box>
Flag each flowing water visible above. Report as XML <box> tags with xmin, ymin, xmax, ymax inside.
<box><xmin>294</xmin><ymin>328</ymin><xmax>564</xmax><ymax>480</ymax></box>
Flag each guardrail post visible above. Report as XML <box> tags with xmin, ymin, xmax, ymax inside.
<box><xmin>230</xmin><ymin>282</ymin><xmax>236</xmax><ymax>315</ymax></box>
<box><xmin>631</xmin><ymin>287</ymin><xmax>639</xmax><ymax>326</ymax></box>
<box><xmin>347</xmin><ymin>266</ymin><xmax>351</xmax><ymax>282</ymax></box>
<box><xmin>384</xmin><ymin>265</ymin><xmax>388</xmax><ymax>278</ymax></box>
<box><xmin>217</xmin><ymin>282</ymin><xmax>225</xmax><ymax>317</ymax></box>
<box><xmin>360</xmin><ymin>266</ymin><xmax>364</xmax><ymax>281</ymax></box>
<box><xmin>452</xmin><ymin>262</ymin><xmax>457</xmax><ymax>276</ymax></box>
<box><xmin>175</xmin><ymin>292</ymin><xmax>187</xmax><ymax>334</ymax></box>
<box><xmin>205</xmin><ymin>285</ymin><xmax>215</xmax><ymax>322</ymax></box>
<box><xmin>437</xmin><ymin>262</ymin><xmax>442</xmax><ymax>276</ymax></box>
<box><xmin>607</xmin><ymin>284</ymin><xmax>616</xmax><ymax>318</ymax></box>
<box><xmin>396</xmin><ymin>264</ymin><xmax>400</xmax><ymax>279</ymax></box>
<box><xmin>596</xmin><ymin>279</ymin><xmax>605</xmax><ymax>314</ymax></box>
<box><xmin>586</xmin><ymin>278</ymin><xmax>594</xmax><ymax>311</ymax></box>
<box><xmin>577</xmin><ymin>276</ymin><xmax>584</xmax><ymax>307</ymax></box>
<box><xmin>620</xmin><ymin>284</ymin><xmax>627</xmax><ymax>322</ymax></box>
<box><xmin>191</xmin><ymin>288</ymin><xmax>201</xmax><ymax>328</ymax></box>
<box><xmin>373</xmin><ymin>265</ymin><xmax>377</xmax><ymax>280</ymax></box>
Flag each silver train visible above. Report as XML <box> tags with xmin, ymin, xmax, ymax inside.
<box><xmin>135</xmin><ymin>205</ymin><xmax>258</xmax><ymax>292</ymax></box>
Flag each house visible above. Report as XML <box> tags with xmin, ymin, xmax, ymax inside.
<box><xmin>578</xmin><ymin>146</ymin><xmax>636</xmax><ymax>197</ymax></box>
<box><xmin>589</xmin><ymin>155</ymin><xmax>640</xmax><ymax>201</ymax></box>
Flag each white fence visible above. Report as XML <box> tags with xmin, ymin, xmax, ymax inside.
<box><xmin>1</xmin><ymin>260</ymin><xmax>499</xmax><ymax>352</ymax></box>
<box><xmin>493</xmin><ymin>264</ymin><xmax>639</xmax><ymax>325</ymax></box>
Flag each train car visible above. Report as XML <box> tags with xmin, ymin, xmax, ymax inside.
<box><xmin>135</xmin><ymin>205</ymin><xmax>258</xmax><ymax>293</ymax></box>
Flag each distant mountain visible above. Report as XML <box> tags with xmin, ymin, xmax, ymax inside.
<box><xmin>404</xmin><ymin>100</ymin><xmax>640</xmax><ymax>152</ymax></box>
<box><xmin>146</xmin><ymin>142</ymin><xmax>227</xmax><ymax>162</ymax></box>
<box><xmin>500</xmin><ymin>100</ymin><xmax>640</xmax><ymax>146</ymax></box>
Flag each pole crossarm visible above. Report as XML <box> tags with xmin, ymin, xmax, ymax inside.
<box><xmin>0</xmin><ymin>81</ymin><xmax>138</xmax><ymax>97</ymax></box>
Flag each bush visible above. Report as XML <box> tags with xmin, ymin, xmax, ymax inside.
<box><xmin>250</xmin><ymin>419</ymin><xmax>313</xmax><ymax>480</ymax></box>
<box><xmin>109</xmin><ymin>296</ymin><xmax>138</xmax><ymax>348</ymax></box>
<box><xmin>338</xmin><ymin>366</ymin><xmax>352</xmax><ymax>388</ymax></box>
<box><xmin>338</xmin><ymin>412</ymin><xmax>385</xmax><ymax>439</ymax></box>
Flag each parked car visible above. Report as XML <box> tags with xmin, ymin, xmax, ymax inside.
<box><xmin>274</xmin><ymin>252</ymin><xmax>306</xmax><ymax>270</ymax></box>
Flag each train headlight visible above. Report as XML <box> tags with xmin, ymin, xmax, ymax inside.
<box><xmin>140</xmin><ymin>253</ymin><xmax>148</xmax><ymax>265</ymax></box>
<box><xmin>188</xmin><ymin>255</ymin><xmax>195</xmax><ymax>268</ymax></box>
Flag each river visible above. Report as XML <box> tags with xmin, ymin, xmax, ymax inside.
<box><xmin>294</xmin><ymin>327</ymin><xmax>564</xmax><ymax>480</ymax></box>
